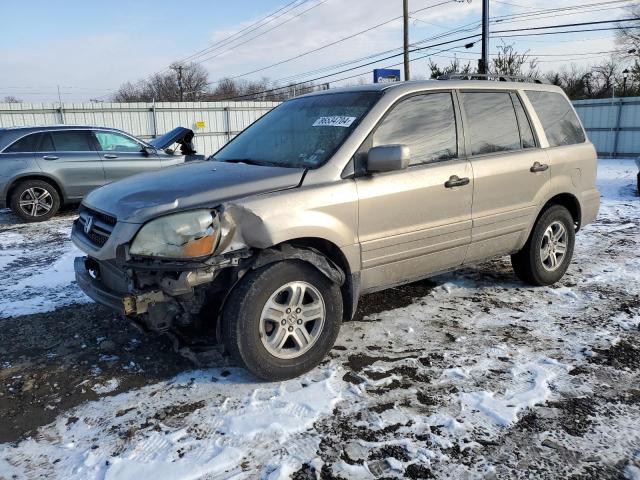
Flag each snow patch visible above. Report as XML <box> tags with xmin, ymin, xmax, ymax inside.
<box><xmin>460</xmin><ymin>357</ymin><xmax>568</xmax><ymax>427</ymax></box>
<box><xmin>0</xmin><ymin>367</ymin><xmax>344</xmax><ymax>479</ymax></box>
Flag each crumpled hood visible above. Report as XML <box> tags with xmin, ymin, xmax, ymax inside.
<box><xmin>83</xmin><ymin>160</ymin><xmax>305</xmax><ymax>224</ymax></box>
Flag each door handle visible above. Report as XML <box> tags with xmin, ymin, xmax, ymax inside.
<box><xmin>444</xmin><ymin>175</ymin><xmax>470</xmax><ymax>188</ymax></box>
<box><xmin>42</xmin><ymin>155</ymin><xmax>59</xmax><ymax>160</ymax></box>
<box><xmin>530</xmin><ymin>161</ymin><xmax>549</xmax><ymax>173</ymax></box>
<box><xmin>103</xmin><ymin>154</ymin><xmax>119</xmax><ymax>159</ymax></box>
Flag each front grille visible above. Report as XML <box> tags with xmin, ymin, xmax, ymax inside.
<box><xmin>78</xmin><ymin>206</ymin><xmax>117</xmax><ymax>248</ymax></box>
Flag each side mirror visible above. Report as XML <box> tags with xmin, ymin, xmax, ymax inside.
<box><xmin>142</xmin><ymin>146</ymin><xmax>156</xmax><ymax>156</ymax></box>
<box><xmin>366</xmin><ymin>145</ymin><xmax>410</xmax><ymax>173</ymax></box>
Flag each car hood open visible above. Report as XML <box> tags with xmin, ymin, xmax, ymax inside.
<box><xmin>148</xmin><ymin>127</ymin><xmax>194</xmax><ymax>150</ymax></box>
<box><xmin>82</xmin><ymin>160</ymin><xmax>305</xmax><ymax>224</ymax></box>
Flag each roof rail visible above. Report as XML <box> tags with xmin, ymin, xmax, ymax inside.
<box><xmin>437</xmin><ymin>73</ymin><xmax>548</xmax><ymax>84</ymax></box>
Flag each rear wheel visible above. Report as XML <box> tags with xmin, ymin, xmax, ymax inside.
<box><xmin>221</xmin><ymin>260</ymin><xmax>342</xmax><ymax>381</ymax></box>
<box><xmin>9</xmin><ymin>179</ymin><xmax>60</xmax><ymax>222</ymax></box>
<box><xmin>511</xmin><ymin>205</ymin><xmax>575</xmax><ymax>286</ymax></box>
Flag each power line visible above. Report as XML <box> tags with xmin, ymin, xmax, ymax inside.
<box><xmin>293</xmin><ymin>1</ymin><xmax>627</xmax><ymax>87</ymax></box>
<box><xmin>216</xmin><ymin>33</ymin><xmax>483</xmax><ymax>100</ymax></box>
<box><xmin>492</xmin><ymin>16</ymin><xmax>640</xmax><ymax>35</ymax></box>
<box><xmin>177</xmin><ymin>0</ymin><xmax>308</xmax><ymax>65</ymax></box>
<box><xmin>498</xmin><ymin>25</ymin><xmax>639</xmax><ymax>38</ymax></box>
<box><xmin>251</xmin><ymin>20</ymin><xmax>640</xmax><ymax>88</ymax></box>
<box><xmin>215</xmin><ymin>18</ymin><xmax>640</xmax><ymax>101</ymax></box>
<box><xmin>92</xmin><ymin>0</ymin><xmax>321</xmax><ymax>101</ymax></box>
<box><xmin>190</xmin><ymin>0</ymin><xmax>331</xmax><ymax>66</ymax></box>
<box><xmin>492</xmin><ymin>0</ymin><xmax>632</xmax><ymax>21</ymax></box>
<box><xmin>205</xmin><ymin>0</ymin><xmax>456</xmax><ymax>85</ymax></box>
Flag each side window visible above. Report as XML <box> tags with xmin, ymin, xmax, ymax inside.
<box><xmin>4</xmin><ymin>133</ymin><xmax>42</xmax><ymax>153</ymax></box>
<box><xmin>461</xmin><ymin>91</ymin><xmax>521</xmax><ymax>155</ymax></box>
<box><xmin>512</xmin><ymin>94</ymin><xmax>536</xmax><ymax>149</ymax></box>
<box><xmin>39</xmin><ymin>133</ymin><xmax>54</xmax><ymax>151</ymax></box>
<box><xmin>526</xmin><ymin>90</ymin><xmax>585</xmax><ymax>147</ymax></box>
<box><xmin>372</xmin><ymin>92</ymin><xmax>457</xmax><ymax>165</ymax></box>
<box><xmin>94</xmin><ymin>131</ymin><xmax>142</xmax><ymax>153</ymax></box>
<box><xmin>50</xmin><ymin>130</ymin><xmax>94</xmax><ymax>152</ymax></box>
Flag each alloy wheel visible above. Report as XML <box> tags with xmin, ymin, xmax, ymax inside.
<box><xmin>259</xmin><ymin>281</ymin><xmax>326</xmax><ymax>360</ymax></box>
<box><xmin>18</xmin><ymin>187</ymin><xmax>53</xmax><ymax>218</ymax></box>
<box><xmin>540</xmin><ymin>221</ymin><xmax>568</xmax><ymax>272</ymax></box>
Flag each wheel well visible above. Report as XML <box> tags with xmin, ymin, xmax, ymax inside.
<box><xmin>281</xmin><ymin>237</ymin><xmax>356</xmax><ymax>321</ymax></box>
<box><xmin>542</xmin><ymin>193</ymin><xmax>581</xmax><ymax>230</ymax></box>
<box><xmin>6</xmin><ymin>176</ymin><xmax>65</xmax><ymax>206</ymax></box>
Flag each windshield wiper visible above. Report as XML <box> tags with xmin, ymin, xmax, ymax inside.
<box><xmin>213</xmin><ymin>158</ymin><xmax>265</xmax><ymax>166</ymax></box>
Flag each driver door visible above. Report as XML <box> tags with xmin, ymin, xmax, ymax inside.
<box><xmin>93</xmin><ymin>130</ymin><xmax>162</xmax><ymax>183</ymax></box>
<box><xmin>355</xmin><ymin>91</ymin><xmax>473</xmax><ymax>291</ymax></box>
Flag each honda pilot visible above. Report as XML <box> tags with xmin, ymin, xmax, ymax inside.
<box><xmin>72</xmin><ymin>79</ymin><xmax>600</xmax><ymax>380</ymax></box>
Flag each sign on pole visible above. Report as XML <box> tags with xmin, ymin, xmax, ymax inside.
<box><xmin>373</xmin><ymin>69</ymin><xmax>401</xmax><ymax>84</ymax></box>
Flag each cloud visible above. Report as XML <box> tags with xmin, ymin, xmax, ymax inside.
<box><xmin>0</xmin><ymin>0</ymin><xmax>627</xmax><ymax>101</ymax></box>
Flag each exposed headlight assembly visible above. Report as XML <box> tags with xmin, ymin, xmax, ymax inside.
<box><xmin>130</xmin><ymin>210</ymin><xmax>220</xmax><ymax>259</ymax></box>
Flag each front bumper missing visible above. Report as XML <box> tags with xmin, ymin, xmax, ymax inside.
<box><xmin>74</xmin><ymin>256</ymin><xmax>167</xmax><ymax>316</ymax></box>
<box><xmin>122</xmin><ymin>290</ymin><xmax>166</xmax><ymax>316</ymax></box>
<box><xmin>75</xmin><ymin>256</ymin><xmax>128</xmax><ymax>314</ymax></box>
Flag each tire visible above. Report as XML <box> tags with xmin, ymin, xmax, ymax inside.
<box><xmin>511</xmin><ymin>205</ymin><xmax>575</xmax><ymax>286</ymax></box>
<box><xmin>9</xmin><ymin>179</ymin><xmax>60</xmax><ymax>222</ymax></box>
<box><xmin>636</xmin><ymin>171</ymin><xmax>639</xmax><ymax>196</ymax></box>
<box><xmin>221</xmin><ymin>260</ymin><xmax>342</xmax><ymax>381</ymax></box>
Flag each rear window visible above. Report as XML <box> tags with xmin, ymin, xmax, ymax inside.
<box><xmin>525</xmin><ymin>90</ymin><xmax>585</xmax><ymax>147</ymax></box>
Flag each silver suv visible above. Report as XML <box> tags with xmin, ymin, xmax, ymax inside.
<box><xmin>72</xmin><ymin>80</ymin><xmax>600</xmax><ymax>380</ymax></box>
<box><xmin>0</xmin><ymin>126</ymin><xmax>199</xmax><ymax>221</ymax></box>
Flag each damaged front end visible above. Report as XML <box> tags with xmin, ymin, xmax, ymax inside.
<box><xmin>74</xmin><ymin>206</ymin><xmax>252</xmax><ymax>333</ymax></box>
<box><xmin>74</xmin><ymin>204</ymin><xmax>345</xmax><ymax>335</ymax></box>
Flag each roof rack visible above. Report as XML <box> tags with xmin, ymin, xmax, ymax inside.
<box><xmin>437</xmin><ymin>73</ymin><xmax>548</xmax><ymax>84</ymax></box>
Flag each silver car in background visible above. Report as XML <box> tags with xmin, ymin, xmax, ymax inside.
<box><xmin>0</xmin><ymin>125</ymin><xmax>201</xmax><ymax>222</ymax></box>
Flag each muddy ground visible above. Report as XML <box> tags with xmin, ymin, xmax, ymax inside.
<box><xmin>0</xmin><ymin>160</ymin><xmax>639</xmax><ymax>479</ymax></box>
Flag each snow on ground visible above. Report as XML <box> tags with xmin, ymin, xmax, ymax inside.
<box><xmin>0</xmin><ymin>209</ymin><xmax>88</xmax><ymax>317</ymax></box>
<box><xmin>0</xmin><ymin>159</ymin><xmax>639</xmax><ymax>479</ymax></box>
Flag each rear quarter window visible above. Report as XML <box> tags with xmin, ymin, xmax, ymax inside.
<box><xmin>3</xmin><ymin>133</ymin><xmax>42</xmax><ymax>153</ymax></box>
<box><xmin>525</xmin><ymin>90</ymin><xmax>585</xmax><ymax>147</ymax></box>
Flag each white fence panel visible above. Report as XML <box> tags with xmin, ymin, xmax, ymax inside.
<box><xmin>0</xmin><ymin>101</ymin><xmax>279</xmax><ymax>156</ymax></box>
<box><xmin>573</xmin><ymin>96</ymin><xmax>640</xmax><ymax>158</ymax></box>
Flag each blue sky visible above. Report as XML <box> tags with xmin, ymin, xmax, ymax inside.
<box><xmin>0</xmin><ymin>0</ymin><xmax>631</xmax><ymax>102</ymax></box>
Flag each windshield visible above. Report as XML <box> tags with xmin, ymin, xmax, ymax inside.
<box><xmin>212</xmin><ymin>91</ymin><xmax>381</xmax><ymax>168</ymax></box>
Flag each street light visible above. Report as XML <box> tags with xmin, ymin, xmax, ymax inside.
<box><xmin>623</xmin><ymin>68</ymin><xmax>630</xmax><ymax>96</ymax></box>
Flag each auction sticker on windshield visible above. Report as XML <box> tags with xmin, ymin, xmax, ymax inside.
<box><xmin>312</xmin><ymin>116</ymin><xmax>357</xmax><ymax>128</ymax></box>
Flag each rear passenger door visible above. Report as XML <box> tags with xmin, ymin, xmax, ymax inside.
<box><xmin>459</xmin><ymin>90</ymin><xmax>550</xmax><ymax>263</ymax></box>
<box><xmin>356</xmin><ymin>91</ymin><xmax>473</xmax><ymax>291</ymax></box>
<box><xmin>93</xmin><ymin>130</ymin><xmax>162</xmax><ymax>183</ymax></box>
<box><xmin>37</xmin><ymin>130</ymin><xmax>105</xmax><ymax>199</ymax></box>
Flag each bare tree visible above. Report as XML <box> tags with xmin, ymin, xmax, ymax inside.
<box><xmin>593</xmin><ymin>60</ymin><xmax>619</xmax><ymax>97</ymax></box>
<box><xmin>113</xmin><ymin>62</ymin><xmax>210</xmax><ymax>102</ymax></box>
<box><xmin>428</xmin><ymin>58</ymin><xmax>473</xmax><ymax>79</ymax></box>
<box><xmin>616</xmin><ymin>3</ymin><xmax>640</xmax><ymax>59</ymax></box>
<box><xmin>2</xmin><ymin>95</ymin><xmax>23</xmax><ymax>103</ymax></box>
<box><xmin>491</xmin><ymin>41</ymin><xmax>539</xmax><ymax>78</ymax></box>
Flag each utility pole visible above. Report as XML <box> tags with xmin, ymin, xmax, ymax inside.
<box><xmin>403</xmin><ymin>0</ymin><xmax>410</xmax><ymax>81</ymax></box>
<box><xmin>479</xmin><ymin>0</ymin><xmax>489</xmax><ymax>76</ymax></box>
<box><xmin>175</xmin><ymin>65</ymin><xmax>184</xmax><ymax>102</ymax></box>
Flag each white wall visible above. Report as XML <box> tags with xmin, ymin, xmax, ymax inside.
<box><xmin>0</xmin><ymin>101</ymin><xmax>280</xmax><ymax>156</ymax></box>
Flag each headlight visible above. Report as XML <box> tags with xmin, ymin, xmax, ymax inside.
<box><xmin>130</xmin><ymin>210</ymin><xmax>220</xmax><ymax>259</ymax></box>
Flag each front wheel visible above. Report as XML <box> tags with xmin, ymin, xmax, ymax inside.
<box><xmin>511</xmin><ymin>205</ymin><xmax>576</xmax><ymax>286</ymax></box>
<box><xmin>221</xmin><ymin>260</ymin><xmax>342</xmax><ymax>381</ymax></box>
